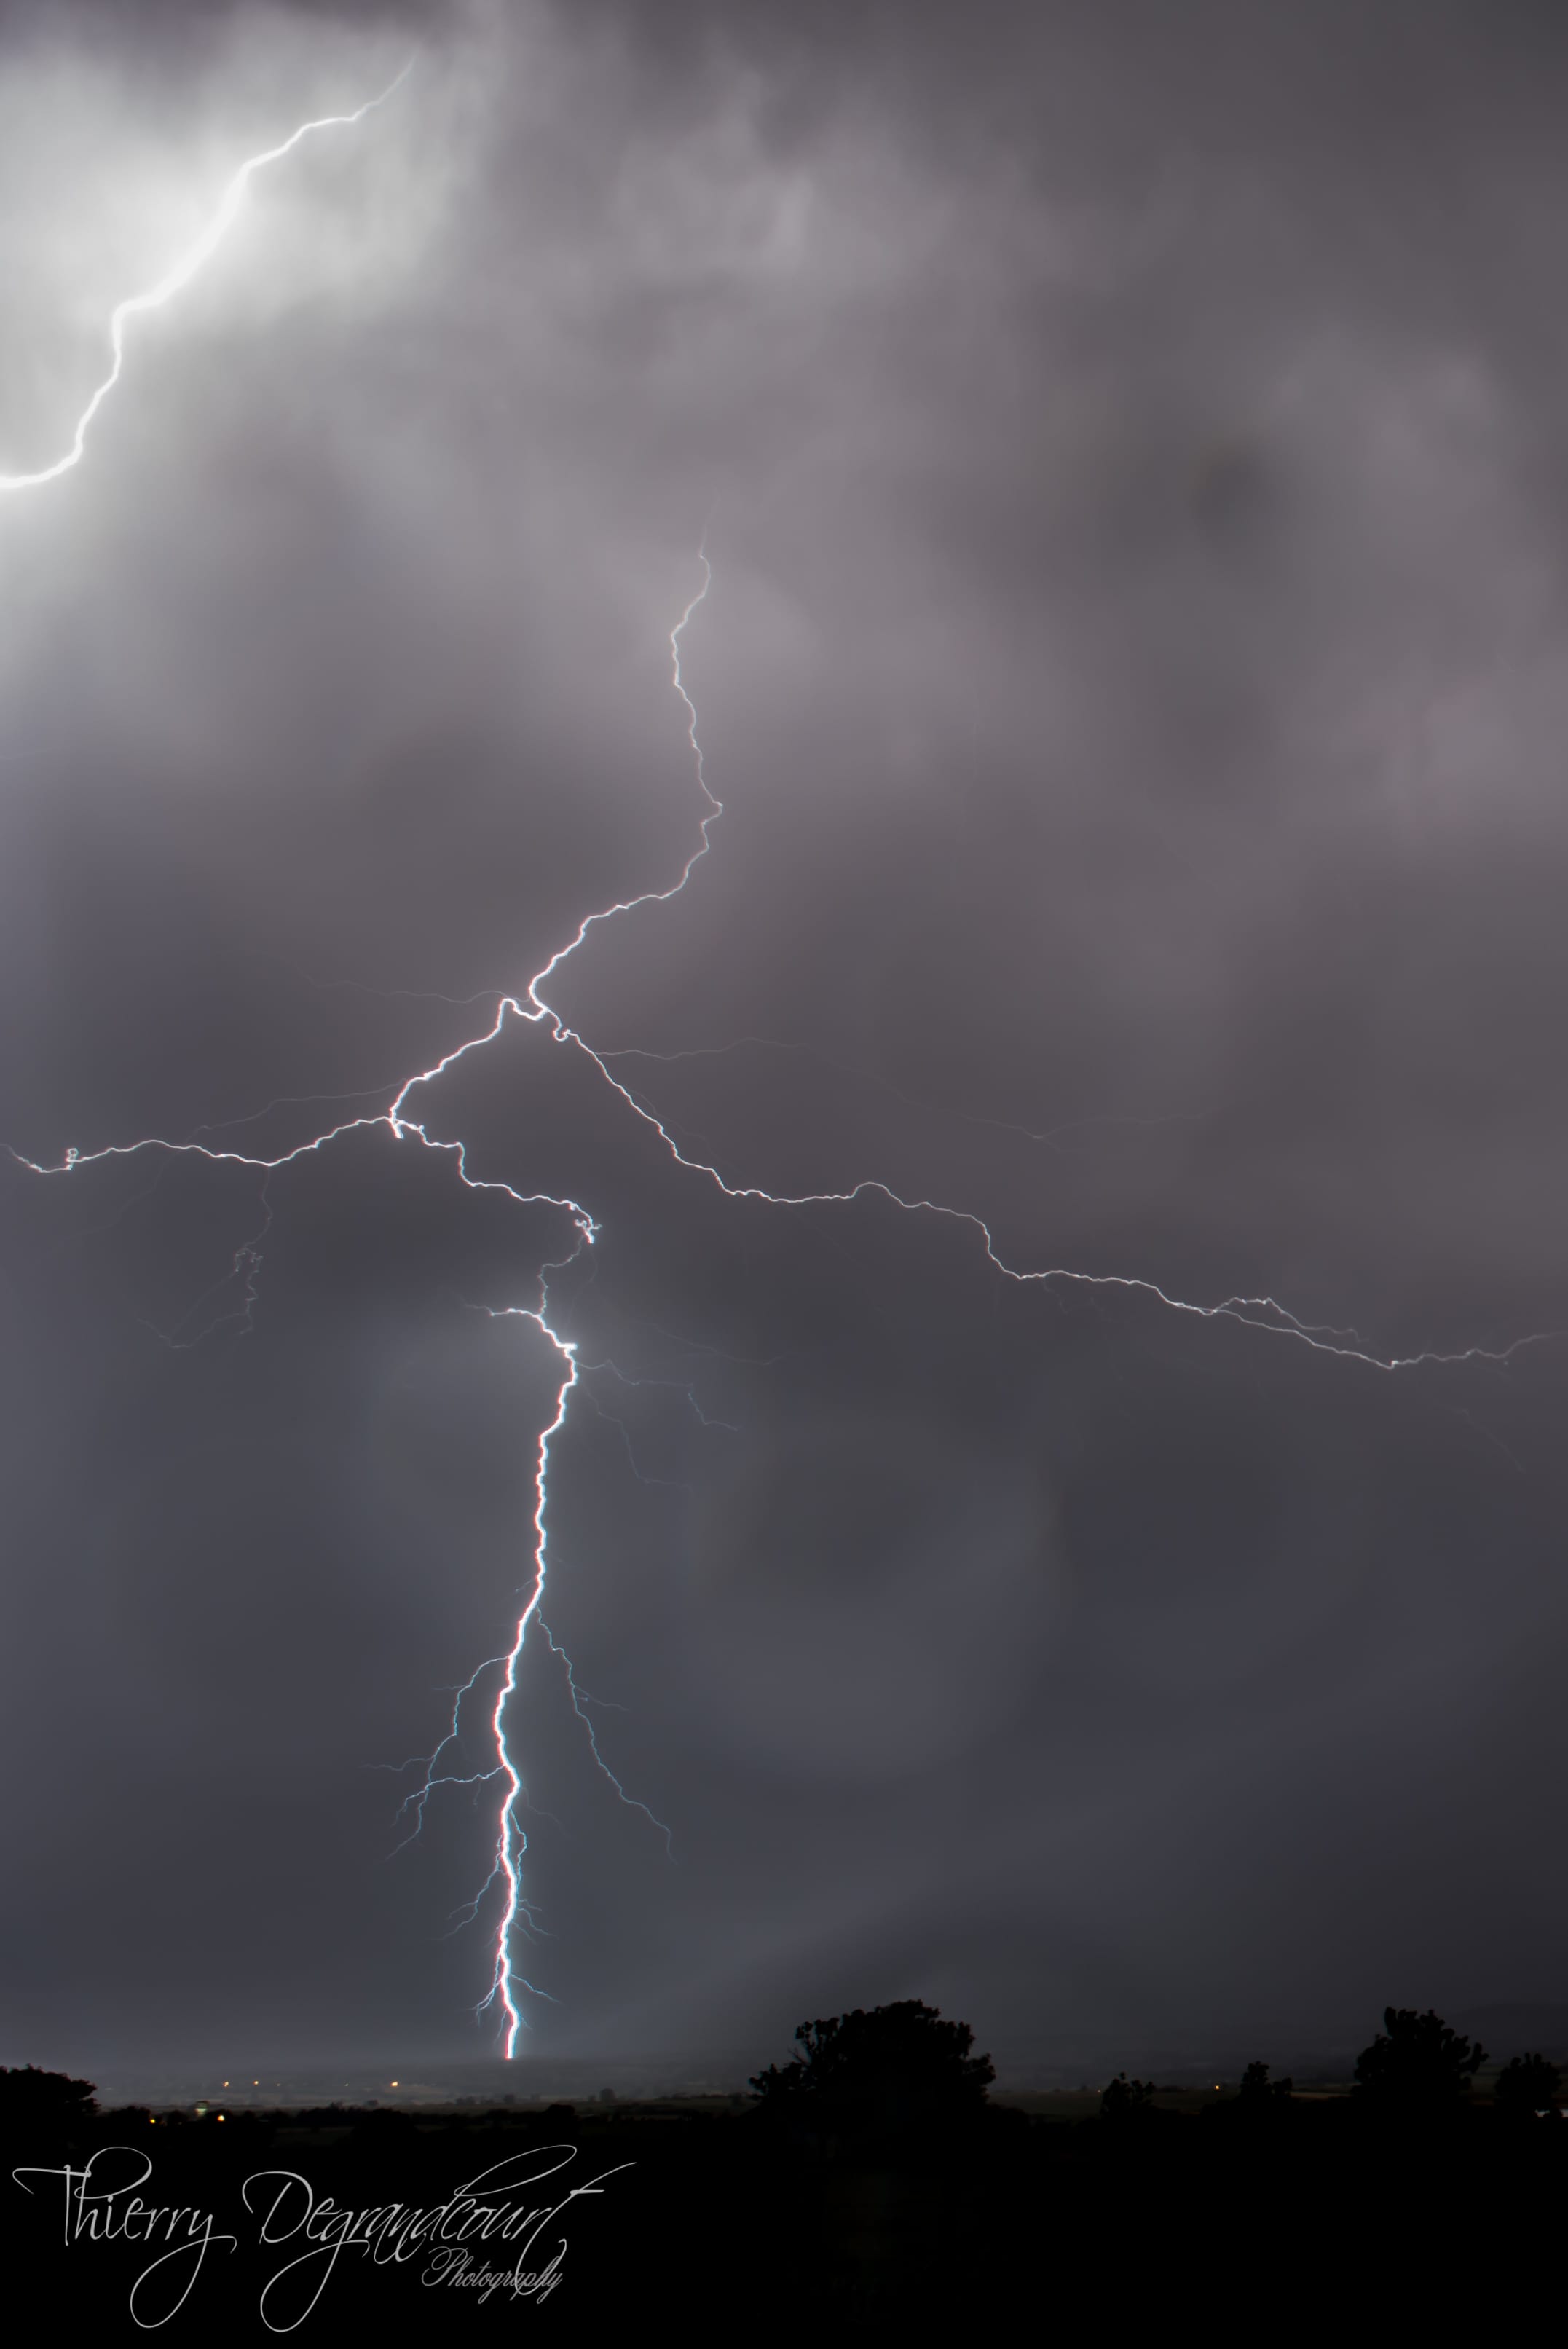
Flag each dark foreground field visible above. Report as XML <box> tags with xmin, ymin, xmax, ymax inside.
<box><xmin>6</xmin><ymin>2085</ymin><xmax>1565</xmax><ymax>2332</ymax></box>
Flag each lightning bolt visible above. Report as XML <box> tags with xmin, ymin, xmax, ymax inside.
<box><xmin>478</xmin><ymin>1293</ymin><xmax>579</xmax><ymax>2053</ymax></box>
<box><xmin>7</xmin><ymin>87</ymin><xmax>1561</xmax><ymax>2053</ymax></box>
<box><xmin>0</xmin><ymin>61</ymin><xmax>411</xmax><ymax>494</ymax></box>
<box><xmin>12</xmin><ymin>530</ymin><xmax>1561</xmax><ymax>2048</ymax></box>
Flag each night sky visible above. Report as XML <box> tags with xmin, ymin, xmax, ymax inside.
<box><xmin>4</xmin><ymin>0</ymin><xmax>1568</xmax><ymax>2082</ymax></box>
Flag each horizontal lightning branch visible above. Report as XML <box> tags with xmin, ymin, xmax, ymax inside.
<box><xmin>12</xmin><ymin>529</ymin><xmax>1560</xmax><ymax>2050</ymax></box>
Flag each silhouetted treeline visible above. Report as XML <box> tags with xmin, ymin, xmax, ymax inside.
<box><xmin>4</xmin><ymin>2005</ymin><xmax>1563</xmax><ymax>2329</ymax></box>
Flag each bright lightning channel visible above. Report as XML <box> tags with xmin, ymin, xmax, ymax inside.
<box><xmin>12</xmin><ymin>543</ymin><xmax>1561</xmax><ymax>2050</ymax></box>
<box><xmin>0</xmin><ymin>61</ymin><xmax>411</xmax><ymax>495</ymax></box>
<box><xmin>477</xmin><ymin>1293</ymin><xmax>580</xmax><ymax>2053</ymax></box>
<box><xmin>5</xmin><ymin>101</ymin><xmax>1558</xmax><ymax>2045</ymax></box>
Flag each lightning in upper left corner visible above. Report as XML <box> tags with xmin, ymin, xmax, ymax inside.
<box><xmin>0</xmin><ymin>58</ymin><xmax>411</xmax><ymax>495</ymax></box>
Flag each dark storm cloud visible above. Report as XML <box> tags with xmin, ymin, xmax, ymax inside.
<box><xmin>4</xmin><ymin>0</ymin><xmax>1568</xmax><ymax>2084</ymax></box>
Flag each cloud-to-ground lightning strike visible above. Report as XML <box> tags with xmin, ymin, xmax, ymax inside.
<box><xmin>5</xmin><ymin>93</ymin><xmax>1561</xmax><ymax>2046</ymax></box>
<box><xmin>11</xmin><ymin>536</ymin><xmax>1564</xmax><ymax>2047</ymax></box>
<box><xmin>478</xmin><ymin>1295</ymin><xmax>580</xmax><ymax>2053</ymax></box>
<box><xmin>0</xmin><ymin>62</ymin><xmax>411</xmax><ymax>493</ymax></box>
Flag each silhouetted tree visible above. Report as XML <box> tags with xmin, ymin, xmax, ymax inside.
<box><xmin>0</xmin><ymin>2066</ymin><xmax>97</xmax><ymax>2148</ymax></box>
<box><xmin>749</xmin><ymin>2000</ymin><xmax>993</xmax><ymax>2137</ymax></box>
<box><xmin>1353</xmin><ymin>2010</ymin><xmax>1485</xmax><ymax>2115</ymax></box>
<box><xmin>1492</xmin><ymin>2052</ymin><xmax>1563</xmax><ymax>2118</ymax></box>
<box><xmin>1237</xmin><ymin>2061</ymin><xmax>1294</xmax><ymax>2104</ymax></box>
<box><xmin>1100</xmin><ymin>2072</ymin><xmax>1157</xmax><ymax>2120</ymax></box>
<box><xmin>0</xmin><ymin>2066</ymin><xmax>97</xmax><ymax>2122</ymax></box>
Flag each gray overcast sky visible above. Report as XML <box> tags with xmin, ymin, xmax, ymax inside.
<box><xmin>4</xmin><ymin>0</ymin><xmax>1568</xmax><ymax>2082</ymax></box>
